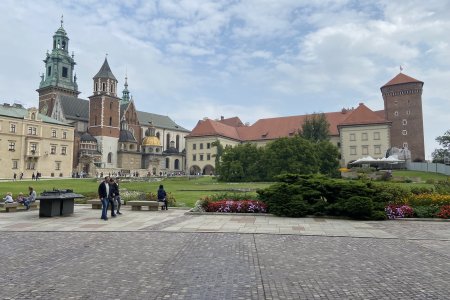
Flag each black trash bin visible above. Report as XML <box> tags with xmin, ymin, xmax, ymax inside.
<box><xmin>36</xmin><ymin>189</ymin><xmax>84</xmax><ymax>217</ymax></box>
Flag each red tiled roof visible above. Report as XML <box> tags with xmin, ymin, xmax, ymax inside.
<box><xmin>339</xmin><ymin>103</ymin><xmax>389</xmax><ymax>126</ymax></box>
<box><xmin>219</xmin><ymin>117</ymin><xmax>244</xmax><ymax>127</ymax></box>
<box><xmin>186</xmin><ymin>119</ymin><xmax>240</xmax><ymax>140</ymax></box>
<box><xmin>382</xmin><ymin>73</ymin><xmax>423</xmax><ymax>88</ymax></box>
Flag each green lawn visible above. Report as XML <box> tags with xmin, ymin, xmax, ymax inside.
<box><xmin>392</xmin><ymin>170</ymin><xmax>449</xmax><ymax>181</ymax></box>
<box><xmin>0</xmin><ymin>177</ymin><xmax>273</xmax><ymax>208</ymax></box>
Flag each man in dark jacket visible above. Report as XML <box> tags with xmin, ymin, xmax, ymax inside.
<box><xmin>108</xmin><ymin>178</ymin><xmax>118</xmax><ymax>217</ymax></box>
<box><xmin>98</xmin><ymin>176</ymin><xmax>110</xmax><ymax>220</ymax></box>
<box><xmin>110</xmin><ymin>178</ymin><xmax>122</xmax><ymax>215</ymax></box>
<box><xmin>157</xmin><ymin>184</ymin><xmax>167</xmax><ymax>210</ymax></box>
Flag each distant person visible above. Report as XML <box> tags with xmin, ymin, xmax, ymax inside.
<box><xmin>98</xmin><ymin>176</ymin><xmax>110</xmax><ymax>221</ymax></box>
<box><xmin>20</xmin><ymin>172</ymin><xmax>24</xmax><ymax>180</ymax></box>
<box><xmin>16</xmin><ymin>192</ymin><xmax>25</xmax><ymax>205</ymax></box>
<box><xmin>157</xmin><ymin>184</ymin><xmax>167</xmax><ymax>210</ymax></box>
<box><xmin>23</xmin><ymin>187</ymin><xmax>37</xmax><ymax>210</ymax></box>
<box><xmin>32</xmin><ymin>172</ymin><xmax>35</xmax><ymax>180</ymax></box>
<box><xmin>107</xmin><ymin>178</ymin><xmax>117</xmax><ymax>218</ymax></box>
<box><xmin>3</xmin><ymin>192</ymin><xmax>14</xmax><ymax>204</ymax></box>
<box><xmin>13</xmin><ymin>173</ymin><xmax>17</xmax><ymax>182</ymax></box>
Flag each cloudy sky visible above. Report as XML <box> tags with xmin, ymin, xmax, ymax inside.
<box><xmin>1</xmin><ymin>0</ymin><xmax>449</xmax><ymax>159</ymax></box>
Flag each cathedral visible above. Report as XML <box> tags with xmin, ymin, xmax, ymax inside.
<box><xmin>37</xmin><ymin>20</ymin><xmax>190</xmax><ymax>176</ymax></box>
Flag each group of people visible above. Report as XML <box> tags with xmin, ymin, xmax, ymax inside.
<box><xmin>97</xmin><ymin>177</ymin><xmax>168</xmax><ymax>220</ymax></box>
<box><xmin>2</xmin><ymin>187</ymin><xmax>37</xmax><ymax>210</ymax></box>
<box><xmin>12</xmin><ymin>173</ymin><xmax>24</xmax><ymax>181</ymax></box>
<box><xmin>97</xmin><ymin>177</ymin><xmax>122</xmax><ymax>221</ymax></box>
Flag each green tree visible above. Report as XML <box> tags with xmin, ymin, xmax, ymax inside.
<box><xmin>211</xmin><ymin>140</ymin><xmax>224</xmax><ymax>172</ymax></box>
<box><xmin>265</xmin><ymin>136</ymin><xmax>318</xmax><ymax>179</ymax></box>
<box><xmin>432</xmin><ymin>130</ymin><xmax>450</xmax><ymax>163</ymax></box>
<box><xmin>299</xmin><ymin>113</ymin><xmax>330</xmax><ymax>142</ymax></box>
<box><xmin>315</xmin><ymin>141</ymin><xmax>340</xmax><ymax>177</ymax></box>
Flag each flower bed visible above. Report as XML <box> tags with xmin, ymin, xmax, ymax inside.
<box><xmin>385</xmin><ymin>204</ymin><xmax>414</xmax><ymax>219</ymax></box>
<box><xmin>205</xmin><ymin>200</ymin><xmax>267</xmax><ymax>213</ymax></box>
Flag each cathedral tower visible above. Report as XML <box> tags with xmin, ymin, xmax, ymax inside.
<box><xmin>381</xmin><ymin>72</ymin><xmax>425</xmax><ymax>161</ymax></box>
<box><xmin>37</xmin><ymin>18</ymin><xmax>79</xmax><ymax>116</ymax></box>
<box><xmin>88</xmin><ymin>57</ymin><xmax>120</xmax><ymax>167</ymax></box>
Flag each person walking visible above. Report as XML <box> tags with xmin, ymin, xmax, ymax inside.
<box><xmin>98</xmin><ymin>176</ymin><xmax>110</xmax><ymax>221</ymax></box>
<box><xmin>20</xmin><ymin>172</ymin><xmax>23</xmax><ymax>180</ymax></box>
<box><xmin>13</xmin><ymin>173</ymin><xmax>17</xmax><ymax>182</ymax></box>
<box><xmin>108</xmin><ymin>178</ymin><xmax>117</xmax><ymax>218</ymax></box>
<box><xmin>157</xmin><ymin>184</ymin><xmax>168</xmax><ymax>210</ymax></box>
<box><xmin>110</xmin><ymin>178</ymin><xmax>122</xmax><ymax>215</ymax></box>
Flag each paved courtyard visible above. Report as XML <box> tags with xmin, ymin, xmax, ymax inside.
<box><xmin>0</xmin><ymin>205</ymin><xmax>449</xmax><ymax>299</ymax></box>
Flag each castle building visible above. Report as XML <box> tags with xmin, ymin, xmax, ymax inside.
<box><xmin>37</xmin><ymin>21</ymin><xmax>189</xmax><ymax>176</ymax></box>
<box><xmin>0</xmin><ymin>103</ymin><xmax>74</xmax><ymax>179</ymax></box>
<box><xmin>186</xmin><ymin>72</ymin><xmax>425</xmax><ymax>173</ymax></box>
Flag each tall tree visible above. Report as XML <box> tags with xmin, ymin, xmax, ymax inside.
<box><xmin>299</xmin><ymin>113</ymin><xmax>330</xmax><ymax>142</ymax></box>
<box><xmin>432</xmin><ymin>130</ymin><xmax>450</xmax><ymax>163</ymax></box>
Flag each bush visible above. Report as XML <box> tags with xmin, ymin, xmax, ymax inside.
<box><xmin>436</xmin><ymin>205</ymin><xmax>450</xmax><ymax>219</ymax></box>
<box><xmin>413</xmin><ymin>206</ymin><xmax>440</xmax><ymax>218</ymax></box>
<box><xmin>407</xmin><ymin>193</ymin><xmax>450</xmax><ymax>207</ymax></box>
<box><xmin>435</xmin><ymin>180</ymin><xmax>450</xmax><ymax>195</ymax></box>
<box><xmin>342</xmin><ymin>196</ymin><xmax>373</xmax><ymax>219</ymax></box>
<box><xmin>371</xmin><ymin>211</ymin><xmax>388</xmax><ymax>220</ymax></box>
<box><xmin>410</xmin><ymin>186</ymin><xmax>434</xmax><ymax>195</ymax></box>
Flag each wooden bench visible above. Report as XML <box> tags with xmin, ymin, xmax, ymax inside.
<box><xmin>0</xmin><ymin>202</ymin><xmax>19</xmax><ymax>212</ymax></box>
<box><xmin>28</xmin><ymin>201</ymin><xmax>39</xmax><ymax>210</ymax></box>
<box><xmin>127</xmin><ymin>201</ymin><xmax>164</xmax><ymax>211</ymax></box>
<box><xmin>87</xmin><ymin>199</ymin><xmax>102</xmax><ymax>209</ymax></box>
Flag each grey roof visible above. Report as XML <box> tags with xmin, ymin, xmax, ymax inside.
<box><xmin>120</xmin><ymin>102</ymin><xmax>129</xmax><ymax>118</ymax></box>
<box><xmin>93</xmin><ymin>58</ymin><xmax>117</xmax><ymax>81</ymax></box>
<box><xmin>137</xmin><ymin>111</ymin><xmax>190</xmax><ymax>132</ymax></box>
<box><xmin>0</xmin><ymin>104</ymin><xmax>72</xmax><ymax>126</ymax></box>
<box><xmin>119</xmin><ymin>130</ymin><xmax>137</xmax><ymax>143</ymax></box>
<box><xmin>59</xmin><ymin>95</ymin><xmax>89</xmax><ymax>121</ymax></box>
<box><xmin>163</xmin><ymin>147</ymin><xmax>179</xmax><ymax>154</ymax></box>
<box><xmin>80</xmin><ymin>132</ymin><xmax>97</xmax><ymax>142</ymax></box>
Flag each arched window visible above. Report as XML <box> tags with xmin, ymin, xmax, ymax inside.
<box><xmin>156</xmin><ymin>132</ymin><xmax>160</xmax><ymax>139</ymax></box>
<box><xmin>31</xmin><ymin>113</ymin><xmax>36</xmax><ymax>120</ymax></box>
<box><xmin>166</xmin><ymin>133</ymin><xmax>170</xmax><ymax>149</ymax></box>
<box><xmin>107</xmin><ymin>152</ymin><xmax>112</xmax><ymax>163</ymax></box>
<box><xmin>110</xmin><ymin>84</ymin><xmax>114</xmax><ymax>93</ymax></box>
<box><xmin>94</xmin><ymin>116</ymin><xmax>97</xmax><ymax>125</ymax></box>
<box><xmin>109</xmin><ymin>117</ymin><xmax>112</xmax><ymax>126</ymax></box>
<box><xmin>165</xmin><ymin>158</ymin><xmax>170</xmax><ymax>169</ymax></box>
<box><xmin>95</xmin><ymin>83</ymin><xmax>98</xmax><ymax>92</ymax></box>
<box><xmin>174</xmin><ymin>159</ymin><xmax>179</xmax><ymax>170</ymax></box>
<box><xmin>176</xmin><ymin>135</ymin><xmax>180</xmax><ymax>150</ymax></box>
<box><xmin>102</xmin><ymin>83</ymin><xmax>106</xmax><ymax>91</ymax></box>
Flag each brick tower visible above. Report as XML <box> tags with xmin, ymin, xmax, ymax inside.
<box><xmin>37</xmin><ymin>17</ymin><xmax>80</xmax><ymax>116</ymax></box>
<box><xmin>88</xmin><ymin>58</ymin><xmax>120</xmax><ymax>168</ymax></box>
<box><xmin>380</xmin><ymin>73</ymin><xmax>425</xmax><ymax>161</ymax></box>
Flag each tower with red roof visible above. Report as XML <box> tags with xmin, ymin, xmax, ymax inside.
<box><xmin>381</xmin><ymin>73</ymin><xmax>425</xmax><ymax>161</ymax></box>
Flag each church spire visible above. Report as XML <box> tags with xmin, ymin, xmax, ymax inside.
<box><xmin>122</xmin><ymin>74</ymin><xmax>130</xmax><ymax>103</ymax></box>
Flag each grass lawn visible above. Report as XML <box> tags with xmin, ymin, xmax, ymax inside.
<box><xmin>392</xmin><ymin>170</ymin><xmax>449</xmax><ymax>181</ymax></box>
<box><xmin>0</xmin><ymin>177</ymin><xmax>273</xmax><ymax>208</ymax></box>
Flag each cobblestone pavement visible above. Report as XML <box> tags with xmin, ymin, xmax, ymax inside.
<box><xmin>1</xmin><ymin>206</ymin><xmax>450</xmax><ymax>299</ymax></box>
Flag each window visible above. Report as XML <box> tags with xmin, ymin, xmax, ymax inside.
<box><xmin>166</xmin><ymin>134</ymin><xmax>171</xmax><ymax>149</ymax></box>
<box><xmin>62</xmin><ymin>132</ymin><xmax>67</xmax><ymax>139</ymax></box>
<box><xmin>193</xmin><ymin>154</ymin><xmax>196</xmax><ymax>161</ymax></box>
<box><xmin>362</xmin><ymin>145</ymin><xmax>369</xmax><ymax>155</ymax></box>
<box><xmin>10</xmin><ymin>123</ymin><xmax>16</xmax><ymax>133</ymax></box>
<box><xmin>207</xmin><ymin>154</ymin><xmax>211</xmax><ymax>160</ymax></box>
<box><xmin>402</xmin><ymin>119</ymin><xmax>407</xmax><ymax>125</ymax></box>
<box><xmin>62</xmin><ymin>146</ymin><xmax>67</xmax><ymax>155</ymax></box>
<box><xmin>102</xmin><ymin>83</ymin><xmax>106</xmax><ymax>91</ymax></box>
<box><xmin>12</xmin><ymin>160</ymin><xmax>18</xmax><ymax>169</ymax></box>
<box><xmin>200</xmin><ymin>154</ymin><xmax>204</xmax><ymax>161</ymax></box>
<box><xmin>109</xmin><ymin>117</ymin><xmax>112</xmax><ymax>126</ymax></box>
<box><xmin>200</xmin><ymin>143</ymin><xmax>203</xmax><ymax>149</ymax></box>
<box><xmin>374</xmin><ymin>145</ymin><xmax>381</xmax><ymax>155</ymax></box>
<box><xmin>26</xmin><ymin>161</ymin><xmax>36</xmax><ymax>170</ymax></box>
<box><xmin>402</xmin><ymin>130</ymin><xmax>407</xmax><ymax>135</ymax></box>
<box><xmin>30</xmin><ymin>143</ymin><xmax>37</xmax><ymax>152</ymax></box>
<box><xmin>165</xmin><ymin>158</ymin><xmax>170</xmax><ymax>169</ymax></box>
<box><xmin>362</xmin><ymin>133</ymin><xmax>368</xmax><ymax>141</ymax></box>
<box><xmin>193</xmin><ymin>144</ymin><xmax>197</xmax><ymax>150</ymax></box>
<box><xmin>95</xmin><ymin>116</ymin><xmax>97</xmax><ymax>125</ymax></box>
<box><xmin>62</xmin><ymin>67</ymin><xmax>68</xmax><ymax>78</ymax></box>
<box><xmin>374</xmin><ymin>132</ymin><xmax>380</xmax><ymax>140</ymax></box>
<box><xmin>176</xmin><ymin>135</ymin><xmax>180</xmax><ymax>150</ymax></box>
<box><xmin>403</xmin><ymin>142</ymin><xmax>409</xmax><ymax>148</ymax></box>
<box><xmin>8</xmin><ymin>141</ymin><xmax>15</xmax><ymax>151</ymax></box>
<box><xmin>349</xmin><ymin>133</ymin><xmax>356</xmax><ymax>141</ymax></box>
<box><xmin>95</xmin><ymin>83</ymin><xmax>98</xmax><ymax>92</ymax></box>
<box><xmin>28</xmin><ymin>126</ymin><xmax>37</xmax><ymax>135</ymax></box>
<box><xmin>394</xmin><ymin>111</ymin><xmax>399</xmax><ymax>116</ymax></box>
<box><xmin>51</xmin><ymin>145</ymin><xmax>56</xmax><ymax>154</ymax></box>
<box><xmin>156</xmin><ymin>132</ymin><xmax>160</xmax><ymax>139</ymax></box>
<box><xmin>350</xmin><ymin>146</ymin><xmax>357</xmax><ymax>155</ymax></box>
<box><xmin>31</xmin><ymin>113</ymin><xmax>36</xmax><ymax>120</ymax></box>
<box><xmin>52</xmin><ymin>129</ymin><xmax>57</xmax><ymax>138</ymax></box>
<box><xmin>55</xmin><ymin>161</ymin><xmax>61</xmax><ymax>170</ymax></box>
<box><xmin>110</xmin><ymin>84</ymin><xmax>114</xmax><ymax>93</ymax></box>
<box><xmin>107</xmin><ymin>152</ymin><xmax>112</xmax><ymax>163</ymax></box>
<box><xmin>47</xmin><ymin>66</ymin><xmax>52</xmax><ymax>77</ymax></box>
<box><xmin>174</xmin><ymin>159</ymin><xmax>180</xmax><ymax>170</ymax></box>
<box><xmin>207</xmin><ymin>143</ymin><xmax>211</xmax><ymax>149</ymax></box>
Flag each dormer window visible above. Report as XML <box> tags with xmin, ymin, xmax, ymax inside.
<box><xmin>102</xmin><ymin>83</ymin><xmax>106</xmax><ymax>91</ymax></box>
<box><xmin>62</xmin><ymin>41</ymin><xmax>66</xmax><ymax>50</ymax></box>
<box><xmin>95</xmin><ymin>83</ymin><xmax>98</xmax><ymax>92</ymax></box>
<box><xmin>62</xmin><ymin>67</ymin><xmax>68</xmax><ymax>78</ymax></box>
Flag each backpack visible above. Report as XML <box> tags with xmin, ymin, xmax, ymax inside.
<box><xmin>157</xmin><ymin>189</ymin><xmax>166</xmax><ymax>200</ymax></box>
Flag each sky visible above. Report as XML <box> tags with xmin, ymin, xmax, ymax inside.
<box><xmin>0</xmin><ymin>0</ymin><xmax>449</xmax><ymax>159</ymax></box>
